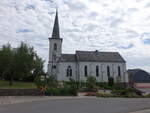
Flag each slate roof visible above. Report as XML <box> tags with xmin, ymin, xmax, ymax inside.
<box><xmin>52</xmin><ymin>10</ymin><xmax>60</xmax><ymax>38</ymax></box>
<box><xmin>60</xmin><ymin>54</ymin><xmax>76</xmax><ymax>62</ymax></box>
<box><xmin>59</xmin><ymin>51</ymin><xmax>125</xmax><ymax>63</ymax></box>
<box><xmin>76</xmin><ymin>51</ymin><xmax>126</xmax><ymax>62</ymax></box>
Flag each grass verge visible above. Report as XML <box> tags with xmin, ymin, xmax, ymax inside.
<box><xmin>0</xmin><ymin>80</ymin><xmax>37</xmax><ymax>89</ymax></box>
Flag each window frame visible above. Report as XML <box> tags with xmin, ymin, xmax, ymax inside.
<box><xmin>96</xmin><ymin>65</ymin><xmax>99</xmax><ymax>77</ymax></box>
<box><xmin>107</xmin><ymin>66</ymin><xmax>110</xmax><ymax>77</ymax></box>
<box><xmin>66</xmin><ymin>66</ymin><xmax>72</xmax><ymax>77</ymax></box>
<box><xmin>54</xmin><ymin>43</ymin><xmax>57</xmax><ymax>51</ymax></box>
<box><xmin>84</xmin><ymin>65</ymin><xmax>88</xmax><ymax>77</ymax></box>
<box><xmin>118</xmin><ymin>66</ymin><xmax>121</xmax><ymax>77</ymax></box>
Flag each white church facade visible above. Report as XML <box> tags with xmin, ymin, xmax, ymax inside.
<box><xmin>47</xmin><ymin>11</ymin><xmax>128</xmax><ymax>83</ymax></box>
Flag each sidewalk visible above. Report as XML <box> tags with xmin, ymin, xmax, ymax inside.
<box><xmin>0</xmin><ymin>96</ymin><xmax>95</xmax><ymax>105</ymax></box>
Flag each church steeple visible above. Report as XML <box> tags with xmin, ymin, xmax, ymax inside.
<box><xmin>52</xmin><ymin>9</ymin><xmax>60</xmax><ymax>38</ymax></box>
<box><xmin>48</xmin><ymin>9</ymin><xmax>62</xmax><ymax>76</ymax></box>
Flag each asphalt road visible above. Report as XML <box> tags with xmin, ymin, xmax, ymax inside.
<box><xmin>0</xmin><ymin>98</ymin><xmax>150</xmax><ymax>113</ymax></box>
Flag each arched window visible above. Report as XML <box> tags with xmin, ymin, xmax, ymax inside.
<box><xmin>66</xmin><ymin>66</ymin><xmax>72</xmax><ymax>77</ymax></box>
<box><xmin>54</xmin><ymin>43</ymin><xmax>57</xmax><ymax>51</ymax></box>
<box><xmin>70</xmin><ymin>69</ymin><xmax>72</xmax><ymax>77</ymax></box>
<box><xmin>67</xmin><ymin>68</ymin><xmax>69</xmax><ymax>77</ymax></box>
<box><xmin>118</xmin><ymin>66</ymin><xmax>121</xmax><ymax>76</ymax></box>
<box><xmin>96</xmin><ymin>66</ymin><xmax>99</xmax><ymax>77</ymax></box>
<box><xmin>84</xmin><ymin>65</ymin><xmax>88</xmax><ymax>77</ymax></box>
<box><xmin>107</xmin><ymin>66</ymin><xmax>110</xmax><ymax>77</ymax></box>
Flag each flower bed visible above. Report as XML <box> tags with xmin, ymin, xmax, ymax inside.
<box><xmin>84</xmin><ymin>92</ymin><xmax>96</xmax><ymax>96</ymax></box>
<box><xmin>96</xmin><ymin>92</ymin><xmax>114</xmax><ymax>97</ymax></box>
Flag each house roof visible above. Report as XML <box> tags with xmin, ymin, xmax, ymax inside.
<box><xmin>76</xmin><ymin>50</ymin><xmax>126</xmax><ymax>62</ymax></box>
<box><xmin>128</xmin><ymin>69</ymin><xmax>150</xmax><ymax>83</ymax></box>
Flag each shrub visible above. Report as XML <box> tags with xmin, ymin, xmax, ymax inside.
<box><xmin>112</xmin><ymin>89</ymin><xmax>125</xmax><ymax>95</ymax></box>
<box><xmin>86</xmin><ymin>76</ymin><xmax>97</xmax><ymax>89</ymax></box>
<box><xmin>112</xmin><ymin>85</ymin><xmax>126</xmax><ymax>90</ymax></box>
<box><xmin>58</xmin><ymin>80</ymin><xmax>78</xmax><ymax>96</ymax></box>
<box><xmin>108</xmin><ymin>77</ymin><xmax>114</xmax><ymax>86</ymax></box>
<box><xmin>60</xmin><ymin>87</ymin><xmax>69</xmax><ymax>95</ymax></box>
<box><xmin>47</xmin><ymin>76</ymin><xmax>58</xmax><ymax>88</ymax></box>
<box><xmin>96</xmin><ymin>82</ymin><xmax>125</xmax><ymax>90</ymax></box>
<box><xmin>124</xmin><ymin>88</ymin><xmax>139</xmax><ymax>95</ymax></box>
<box><xmin>144</xmin><ymin>94</ymin><xmax>150</xmax><ymax>98</ymax></box>
<box><xmin>112</xmin><ymin>88</ymin><xmax>143</xmax><ymax>98</ymax></box>
<box><xmin>80</xmin><ymin>80</ymin><xmax>86</xmax><ymax>88</ymax></box>
<box><xmin>45</xmin><ymin>87</ymin><xmax>78</xmax><ymax>96</ymax></box>
<box><xmin>34</xmin><ymin>76</ymin><xmax>45</xmax><ymax>89</ymax></box>
<box><xmin>59</xmin><ymin>86</ymin><xmax>77</xmax><ymax>96</ymax></box>
<box><xmin>69</xmin><ymin>85</ymin><xmax>78</xmax><ymax>96</ymax></box>
<box><xmin>45</xmin><ymin>88</ymin><xmax>60</xmax><ymax>96</ymax></box>
<box><xmin>124</xmin><ymin>92</ymin><xmax>141</xmax><ymax>98</ymax></box>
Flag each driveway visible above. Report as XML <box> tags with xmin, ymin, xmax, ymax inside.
<box><xmin>0</xmin><ymin>97</ymin><xmax>150</xmax><ymax>113</ymax></box>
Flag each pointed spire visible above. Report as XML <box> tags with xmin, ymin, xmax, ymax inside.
<box><xmin>52</xmin><ymin>9</ymin><xmax>60</xmax><ymax>38</ymax></box>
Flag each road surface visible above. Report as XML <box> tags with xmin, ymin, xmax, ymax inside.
<box><xmin>0</xmin><ymin>98</ymin><xmax>150</xmax><ymax>113</ymax></box>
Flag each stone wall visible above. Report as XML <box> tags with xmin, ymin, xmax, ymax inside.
<box><xmin>0</xmin><ymin>89</ymin><xmax>42</xmax><ymax>96</ymax></box>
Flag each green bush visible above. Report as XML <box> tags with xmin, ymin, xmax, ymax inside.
<box><xmin>60</xmin><ymin>87</ymin><xmax>69</xmax><ymax>95</ymax></box>
<box><xmin>44</xmin><ymin>82</ymin><xmax>78</xmax><ymax>96</ymax></box>
<box><xmin>69</xmin><ymin>87</ymin><xmax>77</xmax><ymax>96</ymax></box>
<box><xmin>96</xmin><ymin>82</ymin><xmax>123</xmax><ymax>90</ymax></box>
<box><xmin>86</xmin><ymin>76</ymin><xmax>97</xmax><ymax>89</ymax></box>
<box><xmin>112</xmin><ymin>89</ymin><xmax>124</xmax><ymax>95</ymax></box>
<box><xmin>45</xmin><ymin>88</ymin><xmax>60</xmax><ymax>96</ymax></box>
<box><xmin>61</xmin><ymin>79</ymin><xmax>78</xmax><ymax>96</ymax></box>
<box><xmin>47</xmin><ymin>76</ymin><xmax>58</xmax><ymax>88</ymax></box>
<box><xmin>112</xmin><ymin>85</ymin><xmax>126</xmax><ymax>90</ymax></box>
<box><xmin>34</xmin><ymin>76</ymin><xmax>45</xmax><ymax>89</ymax></box>
<box><xmin>112</xmin><ymin>88</ymin><xmax>143</xmax><ymax>98</ymax></box>
<box><xmin>37</xmin><ymin>77</ymin><xmax>78</xmax><ymax>96</ymax></box>
<box><xmin>123</xmin><ymin>92</ymin><xmax>141</xmax><ymax>98</ymax></box>
<box><xmin>108</xmin><ymin>77</ymin><xmax>114</xmax><ymax>86</ymax></box>
<box><xmin>144</xmin><ymin>94</ymin><xmax>150</xmax><ymax>98</ymax></box>
<box><xmin>60</xmin><ymin>85</ymin><xmax>77</xmax><ymax>96</ymax></box>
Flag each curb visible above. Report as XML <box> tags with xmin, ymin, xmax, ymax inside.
<box><xmin>129</xmin><ymin>109</ymin><xmax>150</xmax><ymax>113</ymax></box>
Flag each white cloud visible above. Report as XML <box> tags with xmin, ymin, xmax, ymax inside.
<box><xmin>0</xmin><ymin>0</ymin><xmax>150</xmax><ymax>72</ymax></box>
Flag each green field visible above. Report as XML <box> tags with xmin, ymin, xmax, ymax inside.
<box><xmin>0</xmin><ymin>80</ymin><xmax>37</xmax><ymax>89</ymax></box>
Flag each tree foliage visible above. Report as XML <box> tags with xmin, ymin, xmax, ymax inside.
<box><xmin>0</xmin><ymin>44</ymin><xmax>15</xmax><ymax>85</ymax></box>
<box><xmin>0</xmin><ymin>42</ymin><xmax>45</xmax><ymax>85</ymax></box>
<box><xmin>86</xmin><ymin>76</ymin><xmax>97</xmax><ymax>89</ymax></box>
<box><xmin>47</xmin><ymin>76</ymin><xmax>58</xmax><ymax>88</ymax></box>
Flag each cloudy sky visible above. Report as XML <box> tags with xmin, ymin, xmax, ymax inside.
<box><xmin>0</xmin><ymin>0</ymin><xmax>150</xmax><ymax>72</ymax></box>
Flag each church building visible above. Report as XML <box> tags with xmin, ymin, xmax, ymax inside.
<box><xmin>47</xmin><ymin>11</ymin><xmax>128</xmax><ymax>83</ymax></box>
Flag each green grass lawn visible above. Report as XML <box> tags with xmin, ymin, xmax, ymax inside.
<box><xmin>0</xmin><ymin>80</ymin><xmax>37</xmax><ymax>89</ymax></box>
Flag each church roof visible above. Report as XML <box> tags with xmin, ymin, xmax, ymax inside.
<box><xmin>76</xmin><ymin>51</ymin><xmax>126</xmax><ymax>62</ymax></box>
<box><xmin>60</xmin><ymin>54</ymin><xmax>76</xmax><ymax>62</ymax></box>
<box><xmin>59</xmin><ymin>51</ymin><xmax>125</xmax><ymax>62</ymax></box>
